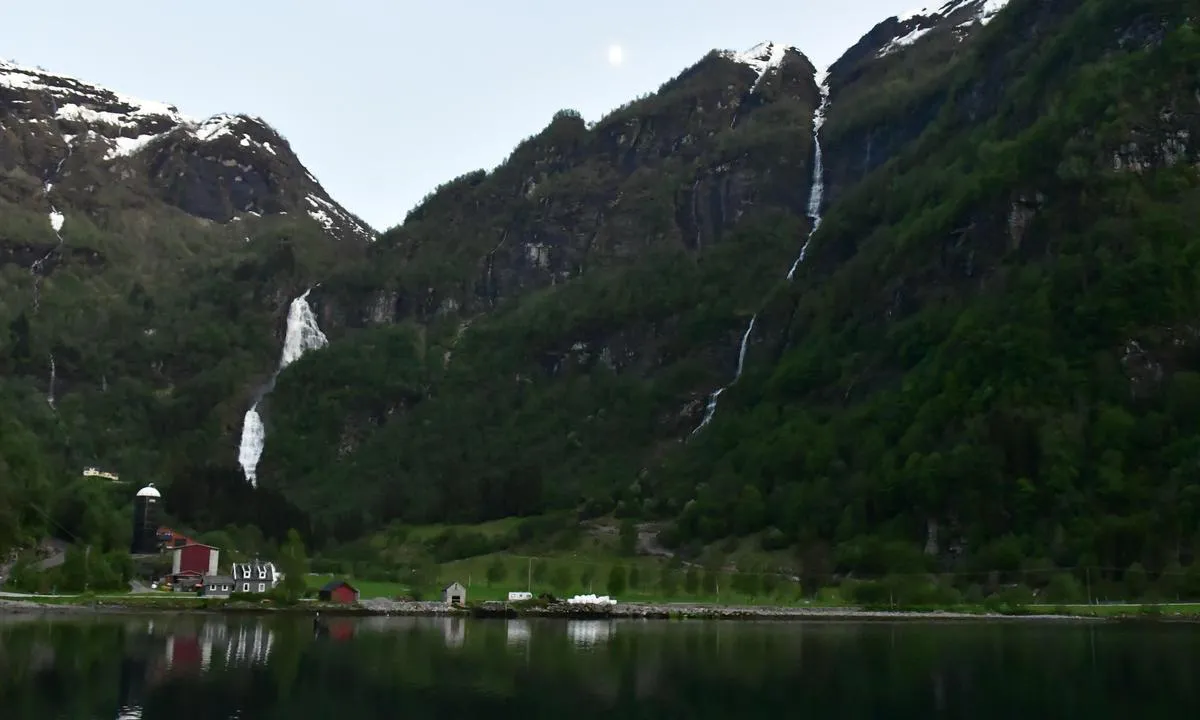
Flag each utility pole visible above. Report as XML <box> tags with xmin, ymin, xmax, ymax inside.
<box><xmin>527</xmin><ymin>557</ymin><xmax>532</xmax><ymax>592</ymax></box>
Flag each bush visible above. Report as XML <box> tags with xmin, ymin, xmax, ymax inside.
<box><xmin>760</xmin><ymin>527</ymin><xmax>789</xmax><ymax>551</ymax></box>
<box><xmin>266</xmin><ymin>587</ymin><xmax>299</xmax><ymax>606</ymax></box>
<box><xmin>229</xmin><ymin>591</ymin><xmax>265</xmax><ymax>603</ymax></box>
<box><xmin>1137</xmin><ymin>603</ymin><xmax>1164</xmax><ymax>618</ymax></box>
<box><xmin>1043</xmin><ymin>573</ymin><xmax>1084</xmax><ymax>604</ymax></box>
<box><xmin>986</xmin><ymin>584</ymin><xmax>1035</xmax><ymax>613</ymax></box>
<box><xmin>659</xmin><ymin>566</ymin><xmax>680</xmax><ymax>595</ymax></box>
<box><xmin>845</xmin><ymin>579</ymin><xmax>891</xmax><ymax>607</ymax></box>
<box><xmin>607</xmin><ymin>565</ymin><xmax>628</xmax><ymax>596</ymax></box>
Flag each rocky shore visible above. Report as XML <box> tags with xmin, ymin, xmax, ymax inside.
<box><xmin>0</xmin><ymin>596</ymin><xmax>1137</xmax><ymax>622</ymax></box>
<box><xmin>463</xmin><ymin>601</ymin><xmax>1105</xmax><ymax>622</ymax></box>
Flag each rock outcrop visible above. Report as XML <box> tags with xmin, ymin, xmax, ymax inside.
<box><xmin>0</xmin><ymin>58</ymin><xmax>374</xmax><ymax>242</ymax></box>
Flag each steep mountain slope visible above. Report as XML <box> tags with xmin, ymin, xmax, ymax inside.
<box><xmin>822</xmin><ymin>0</ymin><xmax>1012</xmax><ymax>206</ymax></box>
<box><xmin>0</xmin><ymin>41</ymin><xmax>829</xmax><ymax>549</ymax></box>
<box><xmin>252</xmin><ymin>42</ymin><xmax>828</xmax><ymax>536</ymax></box>
<box><xmin>0</xmin><ymin>58</ymin><xmax>375</xmax><ymax>551</ymax></box>
<box><xmin>661</xmin><ymin>0</ymin><xmax>1200</xmax><ymax>577</ymax></box>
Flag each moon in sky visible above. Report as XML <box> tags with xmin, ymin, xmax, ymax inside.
<box><xmin>607</xmin><ymin>44</ymin><xmax>624</xmax><ymax>66</ymax></box>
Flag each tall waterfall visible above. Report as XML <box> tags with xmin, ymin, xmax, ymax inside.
<box><xmin>789</xmin><ymin>78</ymin><xmax>830</xmax><ymax>278</ymax></box>
<box><xmin>237</xmin><ymin>288</ymin><xmax>328</xmax><ymax>487</ymax></box>
<box><xmin>692</xmin><ymin>72</ymin><xmax>830</xmax><ymax>435</ymax></box>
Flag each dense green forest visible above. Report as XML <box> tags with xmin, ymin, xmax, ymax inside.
<box><xmin>3</xmin><ymin>0</ymin><xmax>1200</xmax><ymax>592</ymax></box>
<box><xmin>654</xmin><ymin>1</ymin><xmax>1200</xmax><ymax>574</ymax></box>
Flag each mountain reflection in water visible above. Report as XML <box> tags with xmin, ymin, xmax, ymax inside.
<box><xmin>0</xmin><ymin>615</ymin><xmax>1197</xmax><ymax>718</ymax></box>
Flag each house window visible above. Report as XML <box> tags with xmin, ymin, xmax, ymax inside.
<box><xmin>258</xmin><ymin>567</ymin><xmax>267</xmax><ymax>579</ymax></box>
<box><xmin>258</xmin><ymin>583</ymin><xmax>265</xmax><ymax>592</ymax></box>
<box><xmin>243</xmin><ymin>583</ymin><xmax>250</xmax><ymax>592</ymax></box>
<box><xmin>223</xmin><ymin>585</ymin><xmax>230</xmax><ymax>591</ymax></box>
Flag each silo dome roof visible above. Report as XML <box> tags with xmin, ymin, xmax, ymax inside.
<box><xmin>136</xmin><ymin>483</ymin><xmax>161</xmax><ymax>498</ymax></box>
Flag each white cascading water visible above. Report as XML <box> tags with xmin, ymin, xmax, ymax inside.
<box><xmin>789</xmin><ymin>78</ymin><xmax>830</xmax><ymax>278</ymax></box>
<box><xmin>237</xmin><ymin>288</ymin><xmax>328</xmax><ymax>487</ymax></box>
<box><xmin>692</xmin><ymin>71</ymin><xmax>830</xmax><ymax>435</ymax></box>
<box><xmin>692</xmin><ymin>316</ymin><xmax>756</xmax><ymax>432</ymax></box>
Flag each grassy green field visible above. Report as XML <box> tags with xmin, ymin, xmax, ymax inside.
<box><xmin>305</xmin><ymin>575</ymin><xmax>410</xmax><ymax>599</ymax></box>
<box><xmin>321</xmin><ymin>515</ymin><xmax>812</xmax><ymax>604</ymax></box>
<box><xmin>305</xmin><ymin>516</ymin><xmax>1200</xmax><ymax>615</ymax></box>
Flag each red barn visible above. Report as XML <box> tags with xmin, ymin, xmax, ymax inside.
<box><xmin>318</xmin><ymin>579</ymin><xmax>360</xmax><ymax>604</ymax></box>
<box><xmin>171</xmin><ymin>543</ymin><xmax>219</xmax><ymax>578</ymax></box>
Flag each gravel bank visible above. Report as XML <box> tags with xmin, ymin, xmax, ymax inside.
<box><xmin>0</xmin><ymin>597</ymin><xmax>1113</xmax><ymax>622</ymax></box>
<box><xmin>469</xmin><ymin>601</ymin><xmax>1106</xmax><ymax>622</ymax></box>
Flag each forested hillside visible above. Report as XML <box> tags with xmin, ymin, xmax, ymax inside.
<box><xmin>656</xmin><ymin>0</ymin><xmax>1200</xmax><ymax>577</ymax></box>
<box><xmin>4</xmin><ymin>0</ymin><xmax>1200</xmax><ymax>591</ymax></box>
<box><xmin>256</xmin><ymin>43</ymin><xmax>825</xmax><ymax>537</ymax></box>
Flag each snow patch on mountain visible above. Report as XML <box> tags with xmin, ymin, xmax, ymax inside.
<box><xmin>2</xmin><ymin>57</ymin><xmax>375</xmax><ymax>241</ymax></box>
<box><xmin>306</xmin><ymin>193</ymin><xmax>375</xmax><ymax>242</ymax></box>
<box><xmin>719</xmin><ymin>41</ymin><xmax>795</xmax><ymax>92</ymax></box>
<box><xmin>1</xmin><ymin>58</ymin><xmax>186</xmax><ymax>120</ymax></box>
<box><xmin>879</xmin><ymin>0</ymin><xmax>1011</xmax><ymax>57</ymax></box>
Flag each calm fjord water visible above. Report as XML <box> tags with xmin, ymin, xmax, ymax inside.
<box><xmin>0</xmin><ymin>615</ymin><xmax>1196</xmax><ymax>718</ymax></box>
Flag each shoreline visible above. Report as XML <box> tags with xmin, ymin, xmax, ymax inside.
<box><xmin>3</xmin><ymin>596</ymin><xmax>1187</xmax><ymax>622</ymax></box>
<box><xmin>465</xmin><ymin>601</ymin><xmax>1108</xmax><ymax>622</ymax></box>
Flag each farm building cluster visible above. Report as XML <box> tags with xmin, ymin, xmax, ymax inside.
<box><xmin>131</xmin><ymin>483</ymin><xmax>286</xmax><ymax>598</ymax></box>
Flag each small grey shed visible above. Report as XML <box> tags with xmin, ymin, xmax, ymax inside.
<box><xmin>442</xmin><ymin>581</ymin><xmax>466</xmax><ymax>606</ymax></box>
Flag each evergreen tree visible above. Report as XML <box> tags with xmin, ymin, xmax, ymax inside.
<box><xmin>659</xmin><ymin>565</ymin><xmax>680</xmax><ymax>596</ymax></box>
<box><xmin>618</xmin><ymin>519</ymin><xmax>638</xmax><ymax>556</ymax></box>
<box><xmin>606</xmin><ymin>565</ymin><xmax>627</xmax><ymax>596</ymax></box>
<box><xmin>58</xmin><ymin>545</ymin><xmax>89</xmax><ymax>593</ymax></box>
<box><xmin>550</xmin><ymin>564</ymin><xmax>573</xmax><ymax>594</ymax></box>
<box><xmin>279</xmin><ymin>529</ymin><xmax>309</xmax><ymax>601</ymax></box>
<box><xmin>580</xmin><ymin>566</ymin><xmax>596</xmax><ymax>593</ymax></box>
<box><xmin>486</xmin><ymin>557</ymin><xmax>508</xmax><ymax>586</ymax></box>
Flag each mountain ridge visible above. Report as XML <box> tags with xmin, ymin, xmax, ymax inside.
<box><xmin>0</xmin><ymin>56</ymin><xmax>375</xmax><ymax>243</ymax></box>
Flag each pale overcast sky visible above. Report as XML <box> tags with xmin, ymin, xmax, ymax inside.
<box><xmin>2</xmin><ymin>1</ymin><xmax>921</xmax><ymax>231</ymax></box>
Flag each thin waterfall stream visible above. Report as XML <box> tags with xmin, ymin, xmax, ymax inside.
<box><xmin>692</xmin><ymin>72</ymin><xmax>830</xmax><ymax>435</ymax></box>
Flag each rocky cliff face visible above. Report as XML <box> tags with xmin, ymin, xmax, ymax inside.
<box><xmin>821</xmin><ymin>0</ymin><xmax>1010</xmax><ymax>206</ymax></box>
<box><xmin>0</xmin><ymin>58</ymin><xmax>374</xmax><ymax>242</ymax></box>
<box><xmin>667</xmin><ymin>0</ymin><xmax>1200</xmax><ymax>571</ymax></box>
<box><xmin>357</xmin><ymin>42</ymin><xmax>820</xmax><ymax>326</ymax></box>
<box><xmin>243</xmin><ymin>40</ymin><xmax>831</xmax><ymax>531</ymax></box>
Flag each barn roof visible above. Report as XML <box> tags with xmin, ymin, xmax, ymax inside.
<box><xmin>173</xmin><ymin>542</ymin><xmax>219</xmax><ymax>551</ymax></box>
<box><xmin>320</xmin><ymin>579</ymin><xmax>357</xmax><ymax>592</ymax></box>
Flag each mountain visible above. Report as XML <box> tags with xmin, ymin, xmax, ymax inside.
<box><xmin>252</xmin><ymin>39</ymin><xmax>827</xmax><ymax>533</ymax></box>
<box><xmin>660</xmin><ymin>0</ymin><xmax>1200</xmax><ymax>576</ymax></box>
<box><xmin>4</xmin><ymin>0</ymin><xmax>1200</xmax><ymax>587</ymax></box>
<box><xmin>822</xmin><ymin>0</ymin><xmax>1013</xmax><ymax>206</ymax></box>
<box><xmin>0</xmin><ymin>57</ymin><xmax>375</xmax><ymax>550</ymax></box>
<box><xmin>0</xmin><ymin>58</ymin><xmax>374</xmax><ymax>241</ymax></box>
